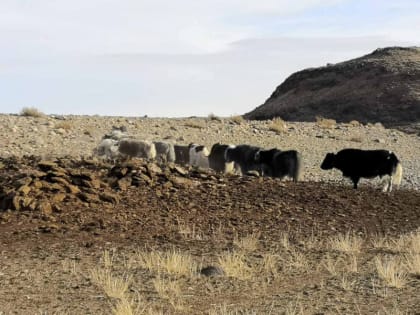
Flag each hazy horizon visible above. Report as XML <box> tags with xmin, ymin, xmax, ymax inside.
<box><xmin>1</xmin><ymin>1</ymin><xmax>420</xmax><ymax>117</ymax></box>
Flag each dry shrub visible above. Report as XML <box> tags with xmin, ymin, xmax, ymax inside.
<box><xmin>20</xmin><ymin>107</ymin><xmax>45</xmax><ymax>118</ymax></box>
<box><xmin>375</xmin><ymin>256</ymin><xmax>407</xmax><ymax>288</ymax></box>
<box><xmin>230</xmin><ymin>115</ymin><xmax>245</xmax><ymax>124</ymax></box>
<box><xmin>269</xmin><ymin>117</ymin><xmax>287</xmax><ymax>134</ymax></box>
<box><xmin>316</xmin><ymin>116</ymin><xmax>336</xmax><ymax>129</ymax></box>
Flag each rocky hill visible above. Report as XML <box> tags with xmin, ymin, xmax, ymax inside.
<box><xmin>244</xmin><ymin>47</ymin><xmax>420</xmax><ymax>129</ymax></box>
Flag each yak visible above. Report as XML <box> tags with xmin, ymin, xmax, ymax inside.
<box><xmin>321</xmin><ymin>148</ymin><xmax>402</xmax><ymax>192</ymax></box>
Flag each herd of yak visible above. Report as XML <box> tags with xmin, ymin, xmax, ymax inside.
<box><xmin>95</xmin><ymin>127</ymin><xmax>403</xmax><ymax>192</ymax></box>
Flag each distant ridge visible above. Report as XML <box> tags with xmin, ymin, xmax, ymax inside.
<box><xmin>244</xmin><ymin>47</ymin><xmax>420</xmax><ymax>127</ymax></box>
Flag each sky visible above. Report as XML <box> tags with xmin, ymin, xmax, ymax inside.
<box><xmin>1</xmin><ymin>0</ymin><xmax>419</xmax><ymax>117</ymax></box>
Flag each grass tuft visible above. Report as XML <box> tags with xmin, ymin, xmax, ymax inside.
<box><xmin>375</xmin><ymin>256</ymin><xmax>407</xmax><ymax>288</ymax></box>
<box><xmin>20</xmin><ymin>107</ymin><xmax>45</xmax><ymax>117</ymax></box>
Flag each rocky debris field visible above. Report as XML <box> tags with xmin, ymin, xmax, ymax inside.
<box><xmin>1</xmin><ymin>113</ymin><xmax>420</xmax><ymax>314</ymax></box>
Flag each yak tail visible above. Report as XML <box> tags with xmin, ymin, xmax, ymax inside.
<box><xmin>293</xmin><ymin>152</ymin><xmax>303</xmax><ymax>182</ymax></box>
<box><xmin>392</xmin><ymin>162</ymin><xmax>403</xmax><ymax>188</ymax></box>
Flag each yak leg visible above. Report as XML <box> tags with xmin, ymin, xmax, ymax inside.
<box><xmin>383</xmin><ymin>176</ymin><xmax>392</xmax><ymax>193</ymax></box>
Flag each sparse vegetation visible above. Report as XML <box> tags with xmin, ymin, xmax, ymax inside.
<box><xmin>316</xmin><ymin>116</ymin><xmax>336</xmax><ymax>129</ymax></box>
<box><xmin>20</xmin><ymin>106</ymin><xmax>45</xmax><ymax>117</ymax></box>
<box><xmin>328</xmin><ymin>232</ymin><xmax>363</xmax><ymax>253</ymax></box>
<box><xmin>230</xmin><ymin>115</ymin><xmax>245</xmax><ymax>124</ymax></box>
<box><xmin>54</xmin><ymin>121</ymin><xmax>73</xmax><ymax>130</ymax></box>
<box><xmin>375</xmin><ymin>256</ymin><xmax>407</xmax><ymax>288</ymax></box>
<box><xmin>268</xmin><ymin>117</ymin><xmax>288</xmax><ymax>133</ymax></box>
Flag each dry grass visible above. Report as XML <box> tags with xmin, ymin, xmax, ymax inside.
<box><xmin>345</xmin><ymin>254</ymin><xmax>359</xmax><ymax>273</ymax></box>
<box><xmin>61</xmin><ymin>231</ymin><xmax>420</xmax><ymax>313</ymax></box>
<box><xmin>322</xmin><ymin>254</ymin><xmax>340</xmax><ymax>276</ymax></box>
<box><xmin>20</xmin><ymin>107</ymin><xmax>45</xmax><ymax>118</ymax></box>
<box><xmin>328</xmin><ymin>232</ymin><xmax>363</xmax><ymax>253</ymax></box>
<box><xmin>268</xmin><ymin>117</ymin><xmax>288</xmax><ymax>134</ymax></box>
<box><xmin>111</xmin><ymin>295</ymin><xmax>147</xmax><ymax>315</ymax></box>
<box><xmin>218</xmin><ymin>251</ymin><xmax>253</xmax><ymax>280</ymax></box>
<box><xmin>152</xmin><ymin>276</ymin><xmax>182</xmax><ymax>299</ymax></box>
<box><xmin>316</xmin><ymin>116</ymin><xmax>336</xmax><ymax>129</ymax></box>
<box><xmin>260</xmin><ymin>253</ymin><xmax>280</xmax><ymax>277</ymax></box>
<box><xmin>340</xmin><ymin>274</ymin><xmax>356</xmax><ymax>291</ymax></box>
<box><xmin>152</xmin><ymin>277</ymin><xmax>185</xmax><ymax>311</ymax></box>
<box><xmin>404</xmin><ymin>252</ymin><xmax>420</xmax><ymax>275</ymax></box>
<box><xmin>285</xmin><ymin>249</ymin><xmax>309</xmax><ymax>271</ymax></box>
<box><xmin>279</xmin><ymin>232</ymin><xmax>291</xmax><ymax>250</ymax></box>
<box><xmin>89</xmin><ymin>268</ymin><xmax>132</xmax><ymax>299</ymax></box>
<box><xmin>234</xmin><ymin>232</ymin><xmax>260</xmax><ymax>252</ymax></box>
<box><xmin>176</xmin><ymin>219</ymin><xmax>204</xmax><ymax>240</ymax></box>
<box><xmin>230</xmin><ymin>115</ymin><xmax>245</xmax><ymax>124</ymax></box>
<box><xmin>374</xmin><ymin>256</ymin><xmax>407</xmax><ymax>288</ymax></box>
<box><xmin>135</xmin><ymin>249</ymin><xmax>197</xmax><ymax>277</ymax></box>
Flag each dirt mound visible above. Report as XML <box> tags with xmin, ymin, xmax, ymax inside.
<box><xmin>244</xmin><ymin>47</ymin><xmax>420</xmax><ymax>128</ymax></box>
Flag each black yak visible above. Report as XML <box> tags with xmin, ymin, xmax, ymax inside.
<box><xmin>321</xmin><ymin>148</ymin><xmax>402</xmax><ymax>192</ymax></box>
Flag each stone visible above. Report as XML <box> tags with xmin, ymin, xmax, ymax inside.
<box><xmin>64</xmin><ymin>184</ymin><xmax>81</xmax><ymax>194</ymax></box>
<box><xmin>12</xmin><ymin>196</ymin><xmax>22</xmax><ymax>210</ymax></box>
<box><xmin>117</xmin><ymin>176</ymin><xmax>132</xmax><ymax>191</ymax></box>
<box><xmin>200</xmin><ymin>266</ymin><xmax>225</xmax><ymax>277</ymax></box>
<box><xmin>37</xmin><ymin>201</ymin><xmax>52</xmax><ymax>215</ymax></box>
<box><xmin>38</xmin><ymin>161</ymin><xmax>58</xmax><ymax>171</ymax></box>
<box><xmin>99</xmin><ymin>192</ymin><xmax>119</xmax><ymax>204</ymax></box>
<box><xmin>17</xmin><ymin>185</ymin><xmax>31</xmax><ymax>195</ymax></box>
<box><xmin>77</xmin><ymin>192</ymin><xmax>100</xmax><ymax>203</ymax></box>
<box><xmin>52</xmin><ymin>193</ymin><xmax>67</xmax><ymax>203</ymax></box>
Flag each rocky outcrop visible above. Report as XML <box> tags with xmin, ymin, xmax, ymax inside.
<box><xmin>244</xmin><ymin>47</ymin><xmax>420</xmax><ymax>127</ymax></box>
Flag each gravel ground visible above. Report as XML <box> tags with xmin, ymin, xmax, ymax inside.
<box><xmin>1</xmin><ymin>113</ymin><xmax>419</xmax><ymax>190</ymax></box>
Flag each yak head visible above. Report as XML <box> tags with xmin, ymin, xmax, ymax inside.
<box><xmin>321</xmin><ymin>153</ymin><xmax>336</xmax><ymax>170</ymax></box>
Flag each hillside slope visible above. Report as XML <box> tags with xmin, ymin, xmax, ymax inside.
<box><xmin>244</xmin><ymin>47</ymin><xmax>420</xmax><ymax>127</ymax></box>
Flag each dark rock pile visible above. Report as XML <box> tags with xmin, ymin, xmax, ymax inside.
<box><xmin>0</xmin><ymin>156</ymin><xmax>224</xmax><ymax>214</ymax></box>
